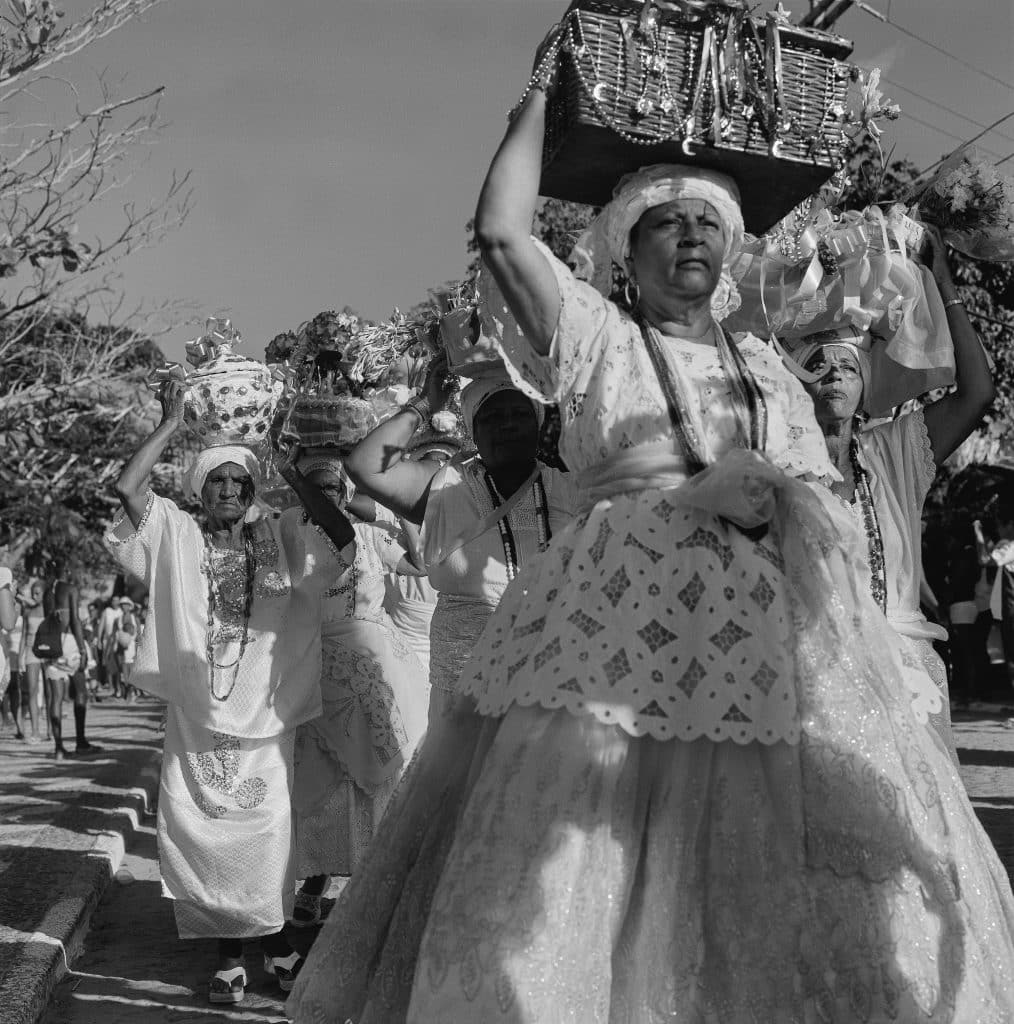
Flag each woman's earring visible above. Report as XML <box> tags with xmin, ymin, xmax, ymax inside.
<box><xmin>624</xmin><ymin>277</ymin><xmax>640</xmax><ymax>310</ymax></box>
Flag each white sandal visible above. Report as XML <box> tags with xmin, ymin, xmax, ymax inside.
<box><xmin>209</xmin><ymin>964</ymin><xmax>246</xmax><ymax>1004</ymax></box>
<box><xmin>263</xmin><ymin>950</ymin><xmax>304</xmax><ymax>992</ymax></box>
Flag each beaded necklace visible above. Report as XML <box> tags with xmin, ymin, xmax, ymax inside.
<box><xmin>849</xmin><ymin>437</ymin><xmax>888</xmax><ymax>614</ymax></box>
<box><xmin>638</xmin><ymin>317</ymin><xmax>768</xmax><ymax>471</ymax></box>
<box><xmin>204</xmin><ymin>522</ymin><xmax>256</xmax><ymax>702</ymax></box>
<box><xmin>483</xmin><ymin>469</ymin><xmax>552</xmax><ymax>581</ymax></box>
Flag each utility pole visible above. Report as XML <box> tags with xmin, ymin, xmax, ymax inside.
<box><xmin>798</xmin><ymin>0</ymin><xmax>854</xmax><ymax>30</ymax></box>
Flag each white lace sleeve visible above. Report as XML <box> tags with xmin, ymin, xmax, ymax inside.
<box><xmin>481</xmin><ymin>238</ymin><xmax>611</xmax><ymax>405</ymax></box>
<box><xmin>103</xmin><ymin>492</ymin><xmax>175</xmax><ymax>585</ymax></box>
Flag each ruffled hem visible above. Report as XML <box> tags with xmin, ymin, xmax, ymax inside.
<box><xmin>288</xmin><ymin>702</ymin><xmax>1014</xmax><ymax>1024</ymax></box>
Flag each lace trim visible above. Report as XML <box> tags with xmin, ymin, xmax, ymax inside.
<box><xmin>106</xmin><ymin>490</ymin><xmax>156</xmax><ymax>545</ymax></box>
<box><xmin>314</xmin><ymin>522</ymin><xmax>353</xmax><ymax>567</ymax></box>
<box><xmin>913</xmin><ymin>407</ymin><xmax>937</xmax><ymax>497</ymax></box>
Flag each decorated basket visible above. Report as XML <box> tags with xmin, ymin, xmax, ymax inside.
<box><xmin>150</xmin><ymin>318</ymin><xmax>283</xmax><ymax>447</ymax></box>
<box><xmin>539</xmin><ymin>0</ymin><xmax>854</xmax><ymax>233</ymax></box>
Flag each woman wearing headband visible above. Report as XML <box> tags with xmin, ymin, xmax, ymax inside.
<box><xmin>797</xmin><ymin>225</ymin><xmax>993</xmax><ymax>760</ymax></box>
<box><xmin>293</xmin><ymin>66</ymin><xmax>1013</xmax><ymax>1024</ymax></box>
<box><xmin>288</xmin><ymin>453</ymin><xmax>428</xmax><ymax>928</ymax></box>
<box><xmin>106</xmin><ymin>380</ymin><xmax>353</xmax><ymax>1007</ymax></box>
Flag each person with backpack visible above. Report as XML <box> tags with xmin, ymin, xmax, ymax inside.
<box><xmin>29</xmin><ymin>557</ymin><xmax>100</xmax><ymax>759</ymax></box>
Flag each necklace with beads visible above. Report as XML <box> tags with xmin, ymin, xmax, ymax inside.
<box><xmin>848</xmin><ymin>437</ymin><xmax>888</xmax><ymax>614</ymax></box>
<box><xmin>203</xmin><ymin>522</ymin><xmax>256</xmax><ymax>702</ymax></box>
<box><xmin>483</xmin><ymin>469</ymin><xmax>552</xmax><ymax>581</ymax></box>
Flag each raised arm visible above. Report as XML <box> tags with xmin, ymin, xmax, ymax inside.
<box><xmin>921</xmin><ymin>227</ymin><xmax>995</xmax><ymax>464</ymax></box>
<box><xmin>343</xmin><ymin>355</ymin><xmax>454</xmax><ymax>525</ymax></box>
<box><xmin>114</xmin><ymin>381</ymin><xmax>186</xmax><ymax>529</ymax></box>
<box><xmin>473</xmin><ymin>41</ymin><xmax>561</xmax><ymax>356</ymax></box>
<box><xmin>278</xmin><ymin>450</ymin><xmax>356</xmax><ymax>553</ymax></box>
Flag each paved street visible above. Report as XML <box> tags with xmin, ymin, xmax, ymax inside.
<box><xmin>2</xmin><ymin>698</ymin><xmax>1014</xmax><ymax>1024</ymax></box>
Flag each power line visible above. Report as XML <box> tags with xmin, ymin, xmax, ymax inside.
<box><xmin>882</xmin><ymin>76</ymin><xmax>1014</xmax><ymax>146</ymax></box>
<box><xmin>895</xmin><ymin>109</ymin><xmax>1003</xmax><ymax>160</ymax></box>
<box><xmin>908</xmin><ymin>110</ymin><xmax>1014</xmax><ymax>181</ymax></box>
<box><xmin>853</xmin><ymin>1</ymin><xmax>1014</xmax><ymax>93</ymax></box>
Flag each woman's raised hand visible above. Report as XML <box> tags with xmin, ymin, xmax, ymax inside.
<box><xmin>422</xmin><ymin>350</ymin><xmax>457</xmax><ymax>413</ymax></box>
<box><xmin>158</xmin><ymin>380</ymin><xmax>187</xmax><ymax>430</ymax></box>
<box><xmin>920</xmin><ymin>224</ymin><xmax>955</xmax><ymax>291</ymax></box>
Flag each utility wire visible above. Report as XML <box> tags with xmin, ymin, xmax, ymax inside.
<box><xmin>883</xmin><ymin>76</ymin><xmax>1014</xmax><ymax>146</ymax></box>
<box><xmin>853</xmin><ymin>0</ymin><xmax>1014</xmax><ymax>92</ymax></box>
<box><xmin>896</xmin><ymin>109</ymin><xmax>1003</xmax><ymax>160</ymax></box>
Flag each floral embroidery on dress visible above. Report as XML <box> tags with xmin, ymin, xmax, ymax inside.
<box><xmin>186</xmin><ymin>732</ymin><xmax>267</xmax><ymax>817</ymax></box>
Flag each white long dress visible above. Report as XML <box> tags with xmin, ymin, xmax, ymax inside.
<box><xmin>106</xmin><ymin>493</ymin><xmax>339</xmax><ymax>938</ymax></box>
<box><xmin>292</xmin><ymin>520</ymin><xmax>429</xmax><ymax>877</ymax></box>
<box><xmin>858</xmin><ymin>409</ymin><xmax>958</xmax><ymax>758</ymax></box>
<box><xmin>290</xmin><ymin>244</ymin><xmax>1014</xmax><ymax>1022</ymax></box>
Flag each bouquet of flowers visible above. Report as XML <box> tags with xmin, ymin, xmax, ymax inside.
<box><xmin>904</xmin><ymin>147</ymin><xmax>1014</xmax><ymax>262</ymax></box>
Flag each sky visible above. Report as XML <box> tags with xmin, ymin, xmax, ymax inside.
<box><xmin>29</xmin><ymin>0</ymin><xmax>1014</xmax><ymax>364</ymax></box>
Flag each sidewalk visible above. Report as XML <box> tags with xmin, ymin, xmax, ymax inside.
<box><xmin>0</xmin><ymin>698</ymin><xmax>163</xmax><ymax>1024</ymax></box>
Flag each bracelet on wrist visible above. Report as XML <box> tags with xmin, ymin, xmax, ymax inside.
<box><xmin>943</xmin><ymin>297</ymin><xmax>965</xmax><ymax>311</ymax></box>
<box><xmin>402</xmin><ymin>398</ymin><xmax>432</xmax><ymax>423</ymax></box>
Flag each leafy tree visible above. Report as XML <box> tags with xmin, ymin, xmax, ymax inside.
<box><xmin>0</xmin><ymin>0</ymin><xmax>192</xmax><ymax>574</ymax></box>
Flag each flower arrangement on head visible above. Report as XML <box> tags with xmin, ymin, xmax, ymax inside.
<box><xmin>897</xmin><ymin>147</ymin><xmax>1014</xmax><ymax>263</ymax></box>
<box><xmin>148</xmin><ymin>316</ymin><xmax>284</xmax><ymax>450</ymax></box>
<box><xmin>270</xmin><ymin>302</ymin><xmax>468</xmax><ymax>454</ymax></box>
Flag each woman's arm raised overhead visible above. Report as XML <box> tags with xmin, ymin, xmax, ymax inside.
<box><xmin>343</xmin><ymin>353</ymin><xmax>455</xmax><ymax>525</ymax></box>
<box><xmin>921</xmin><ymin>226</ymin><xmax>996</xmax><ymax>464</ymax></box>
<box><xmin>114</xmin><ymin>381</ymin><xmax>186</xmax><ymax>529</ymax></box>
<box><xmin>473</xmin><ymin>37</ymin><xmax>562</xmax><ymax>357</ymax></box>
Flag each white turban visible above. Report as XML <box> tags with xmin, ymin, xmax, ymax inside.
<box><xmin>788</xmin><ymin>325</ymin><xmax>874</xmax><ymax>416</ymax></box>
<box><xmin>570</xmin><ymin>164</ymin><xmax>745</xmax><ymax>321</ymax></box>
<box><xmin>296</xmin><ymin>454</ymin><xmax>355</xmax><ymax>509</ymax></box>
<box><xmin>459</xmin><ymin>376</ymin><xmax>544</xmax><ymax>430</ymax></box>
<box><xmin>185</xmin><ymin>445</ymin><xmax>261</xmax><ymax>500</ymax></box>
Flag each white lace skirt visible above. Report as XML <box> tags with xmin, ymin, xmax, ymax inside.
<box><xmin>292</xmin><ymin>618</ymin><xmax>428</xmax><ymax>878</ymax></box>
<box><xmin>159</xmin><ymin>706</ymin><xmax>296</xmax><ymax>938</ymax></box>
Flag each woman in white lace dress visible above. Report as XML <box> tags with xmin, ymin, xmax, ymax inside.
<box><xmin>106</xmin><ymin>382</ymin><xmax>353</xmax><ymax>1006</ymax></box>
<box><xmin>290</xmin><ymin>84</ymin><xmax>1014</xmax><ymax>1024</ymax></box>
<box><xmin>290</xmin><ymin>455</ymin><xmax>429</xmax><ymax>926</ymax></box>
<box><xmin>794</xmin><ymin>226</ymin><xmax>993</xmax><ymax>763</ymax></box>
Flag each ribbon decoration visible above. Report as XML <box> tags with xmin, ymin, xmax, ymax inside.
<box><xmin>185</xmin><ymin>316</ymin><xmax>242</xmax><ymax>369</ymax></box>
<box><xmin>146</xmin><ymin>361</ymin><xmax>188</xmax><ymax>394</ymax></box>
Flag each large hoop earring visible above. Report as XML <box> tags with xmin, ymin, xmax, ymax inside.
<box><xmin>624</xmin><ymin>277</ymin><xmax>640</xmax><ymax>310</ymax></box>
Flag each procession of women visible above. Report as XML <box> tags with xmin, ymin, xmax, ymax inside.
<box><xmin>95</xmin><ymin>2</ymin><xmax>1014</xmax><ymax>1020</ymax></box>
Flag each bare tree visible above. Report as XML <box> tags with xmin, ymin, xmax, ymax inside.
<box><xmin>0</xmin><ymin>0</ymin><xmax>193</xmax><ymax>569</ymax></box>
<box><xmin>0</xmin><ymin>0</ymin><xmax>192</xmax><ymax>322</ymax></box>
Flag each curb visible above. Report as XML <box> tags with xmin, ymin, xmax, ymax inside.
<box><xmin>0</xmin><ymin>745</ymin><xmax>162</xmax><ymax>1024</ymax></box>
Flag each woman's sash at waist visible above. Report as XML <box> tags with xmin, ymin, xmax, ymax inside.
<box><xmin>577</xmin><ymin>442</ymin><xmax>690</xmax><ymax>508</ymax></box>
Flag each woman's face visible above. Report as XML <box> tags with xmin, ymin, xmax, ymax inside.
<box><xmin>201</xmin><ymin>463</ymin><xmax>254</xmax><ymax>524</ymax></box>
<box><xmin>472</xmin><ymin>391</ymin><xmax>539</xmax><ymax>470</ymax></box>
<box><xmin>628</xmin><ymin>199</ymin><xmax>726</xmax><ymax>308</ymax></box>
<box><xmin>802</xmin><ymin>345</ymin><xmax>864</xmax><ymax>425</ymax></box>
<box><xmin>305</xmin><ymin>468</ymin><xmax>347</xmax><ymax>509</ymax></box>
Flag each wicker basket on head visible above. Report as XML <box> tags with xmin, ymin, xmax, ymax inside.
<box><xmin>540</xmin><ymin>0</ymin><xmax>854</xmax><ymax>233</ymax></box>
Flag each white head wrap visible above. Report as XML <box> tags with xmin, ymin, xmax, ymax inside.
<box><xmin>296</xmin><ymin>454</ymin><xmax>355</xmax><ymax>509</ymax></box>
<box><xmin>570</xmin><ymin>164</ymin><xmax>745</xmax><ymax>322</ymax></box>
<box><xmin>573</xmin><ymin>163</ymin><xmax>745</xmax><ymax>319</ymax></box>
<box><xmin>459</xmin><ymin>376</ymin><xmax>544</xmax><ymax>431</ymax></box>
<box><xmin>790</xmin><ymin>325</ymin><xmax>873</xmax><ymax>416</ymax></box>
<box><xmin>185</xmin><ymin>445</ymin><xmax>261</xmax><ymax>501</ymax></box>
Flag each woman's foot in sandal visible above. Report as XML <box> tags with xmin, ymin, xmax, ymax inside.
<box><xmin>262</xmin><ymin>950</ymin><xmax>304</xmax><ymax>993</ymax></box>
<box><xmin>289</xmin><ymin>889</ymin><xmax>335</xmax><ymax>928</ymax></box>
<box><xmin>208</xmin><ymin>962</ymin><xmax>246</xmax><ymax>1004</ymax></box>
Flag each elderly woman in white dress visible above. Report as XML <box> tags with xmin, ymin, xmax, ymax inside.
<box><xmin>289</xmin><ymin>454</ymin><xmax>429</xmax><ymax>926</ymax></box>
<box><xmin>795</xmin><ymin>226</ymin><xmax>994</xmax><ymax>762</ymax></box>
<box><xmin>291</xmin><ymin>65</ymin><xmax>1014</xmax><ymax>1023</ymax></box>
<box><xmin>106</xmin><ymin>381</ymin><xmax>352</xmax><ymax>1006</ymax></box>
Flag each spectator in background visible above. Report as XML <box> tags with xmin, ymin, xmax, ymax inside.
<box><xmin>990</xmin><ymin>495</ymin><xmax>1014</xmax><ymax>695</ymax></box>
<box><xmin>0</xmin><ymin>567</ymin><xmax>18</xmax><ymax>733</ymax></box>
<box><xmin>112</xmin><ymin>597</ymin><xmax>139</xmax><ymax>702</ymax></box>
<box><xmin>947</xmin><ymin>517</ymin><xmax>994</xmax><ymax>707</ymax></box>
